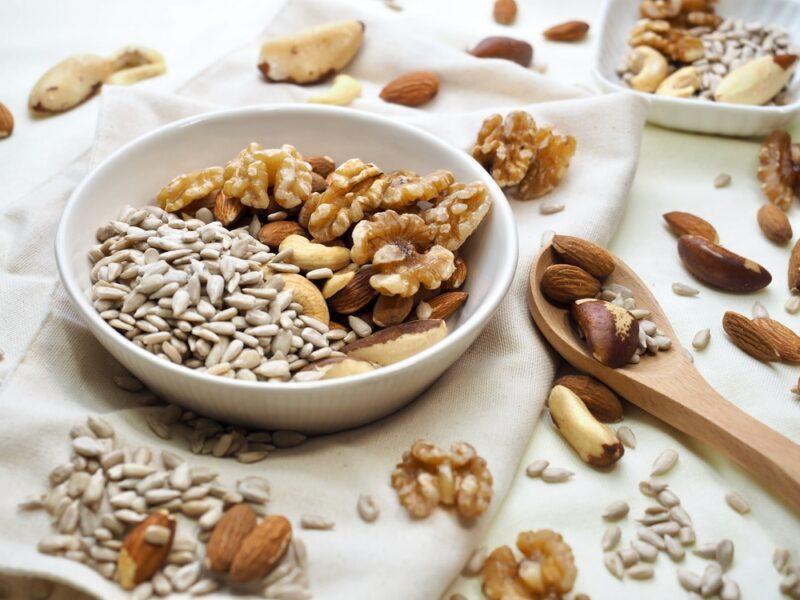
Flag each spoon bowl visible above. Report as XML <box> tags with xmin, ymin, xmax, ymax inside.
<box><xmin>528</xmin><ymin>242</ymin><xmax>800</xmax><ymax>512</ymax></box>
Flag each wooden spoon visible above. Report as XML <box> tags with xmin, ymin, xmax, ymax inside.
<box><xmin>528</xmin><ymin>243</ymin><xmax>800</xmax><ymax>512</ymax></box>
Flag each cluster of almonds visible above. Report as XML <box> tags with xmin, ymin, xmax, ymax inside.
<box><xmin>21</xmin><ymin>415</ymin><xmax>310</xmax><ymax>599</ymax></box>
<box><xmin>618</xmin><ymin>0</ymin><xmax>798</xmax><ymax>105</ymax></box>
<box><xmin>390</xmin><ymin>439</ymin><xmax>493</xmax><ymax>519</ymax></box>
<box><xmin>90</xmin><ymin>140</ymin><xmax>492</xmax><ymax>382</ymax></box>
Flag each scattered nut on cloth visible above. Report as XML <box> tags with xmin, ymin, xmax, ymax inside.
<box><xmin>0</xmin><ymin>0</ymin><xmax>646</xmax><ymax>598</ymax></box>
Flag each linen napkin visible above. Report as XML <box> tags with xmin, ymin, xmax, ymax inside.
<box><xmin>0</xmin><ymin>0</ymin><xmax>647</xmax><ymax>597</ymax></box>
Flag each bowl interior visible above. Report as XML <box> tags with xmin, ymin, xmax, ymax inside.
<box><xmin>56</xmin><ymin>105</ymin><xmax>516</xmax><ymax>390</ymax></box>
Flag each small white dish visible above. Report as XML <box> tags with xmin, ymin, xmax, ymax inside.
<box><xmin>55</xmin><ymin>105</ymin><xmax>518</xmax><ymax>434</ymax></box>
<box><xmin>594</xmin><ymin>0</ymin><xmax>800</xmax><ymax>137</ymax></box>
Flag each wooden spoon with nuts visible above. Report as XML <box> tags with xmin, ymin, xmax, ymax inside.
<box><xmin>528</xmin><ymin>243</ymin><xmax>800</xmax><ymax>513</ymax></box>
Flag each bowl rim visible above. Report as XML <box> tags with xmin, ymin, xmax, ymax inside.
<box><xmin>592</xmin><ymin>0</ymin><xmax>800</xmax><ymax>116</ymax></box>
<box><xmin>55</xmin><ymin>104</ymin><xmax>518</xmax><ymax>393</ymax></box>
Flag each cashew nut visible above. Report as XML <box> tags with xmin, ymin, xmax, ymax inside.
<box><xmin>656</xmin><ymin>66</ymin><xmax>700</xmax><ymax>98</ymax></box>
<box><xmin>308</xmin><ymin>74</ymin><xmax>362</xmax><ymax>106</ymax></box>
<box><xmin>29</xmin><ymin>54</ymin><xmax>114</xmax><ymax>113</ymax></box>
<box><xmin>322</xmin><ymin>264</ymin><xmax>358</xmax><ymax>298</ymax></box>
<box><xmin>279</xmin><ymin>234</ymin><xmax>351</xmax><ymax>272</ymax></box>
<box><xmin>628</xmin><ymin>46</ymin><xmax>668</xmax><ymax>93</ymax></box>
<box><xmin>280</xmin><ymin>274</ymin><xmax>330</xmax><ymax>325</ymax></box>
<box><xmin>548</xmin><ymin>385</ymin><xmax>624</xmax><ymax>467</ymax></box>
<box><xmin>106</xmin><ymin>46</ymin><xmax>166</xmax><ymax>86</ymax></box>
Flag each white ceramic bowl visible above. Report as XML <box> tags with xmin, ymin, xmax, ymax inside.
<box><xmin>55</xmin><ymin>105</ymin><xmax>517</xmax><ymax>434</ymax></box>
<box><xmin>594</xmin><ymin>0</ymin><xmax>800</xmax><ymax>137</ymax></box>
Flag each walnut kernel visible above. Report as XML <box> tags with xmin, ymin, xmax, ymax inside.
<box><xmin>423</xmin><ymin>182</ymin><xmax>491</xmax><ymax>250</ymax></box>
<box><xmin>628</xmin><ymin>19</ymin><xmax>705</xmax><ymax>63</ymax></box>
<box><xmin>518</xmin><ymin>127</ymin><xmax>577</xmax><ymax>200</ymax></box>
<box><xmin>382</xmin><ymin>169</ymin><xmax>455</xmax><ymax>210</ymax></box>
<box><xmin>758</xmin><ymin>130</ymin><xmax>796</xmax><ymax>210</ymax></box>
<box><xmin>472</xmin><ymin>111</ymin><xmax>537</xmax><ymax>187</ymax></box>
<box><xmin>157</xmin><ymin>166</ymin><xmax>223</xmax><ymax>213</ymax></box>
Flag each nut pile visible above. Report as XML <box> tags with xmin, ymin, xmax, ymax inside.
<box><xmin>617</xmin><ymin>1</ymin><xmax>798</xmax><ymax>105</ymax></box>
<box><xmin>390</xmin><ymin>439</ymin><xmax>493</xmax><ymax>519</ymax></box>
<box><xmin>21</xmin><ymin>415</ymin><xmax>311</xmax><ymax>598</ymax></box>
<box><xmin>89</xmin><ymin>142</ymin><xmax>490</xmax><ymax>382</ymax></box>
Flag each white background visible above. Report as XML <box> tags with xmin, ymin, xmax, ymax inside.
<box><xmin>1</xmin><ymin>0</ymin><xmax>799</xmax><ymax>598</ymax></box>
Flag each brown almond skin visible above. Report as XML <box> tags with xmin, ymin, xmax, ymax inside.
<box><xmin>540</xmin><ymin>264</ymin><xmax>601</xmax><ymax>304</ymax></box>
<box><xmin>427</xmin><ymin>291</ymin><xmax>469</xmax><ymax>320</ymax></box>
<box><xmin>468</xmin><ymin>36</ymin><xmax>533</xmax><ymax>68</ymax></box>
<box><xmin>258</xmin><ymin>221</ymin><xmax>308</xmax><ymax>249</ymax></box>
<box><xmin>753</xmin><ymin>317</ymin><xmax>800</xmax><ymax>362</ymax></box>
<box><xmin>551</xmin><ymin>234</ymin><xmax>615</xmax><ymax>279</ymax></box>
<box><xmin>205</xmin><ymin>504</ymin><xmax>258</xmax><ymax>573</ymax></box>
<box><xmin>380</xmin><ymin>71</ymin><xmax>439</xmax><ymax>107</ymax></box>
<box><xmin>443</xmin><ymin>256</ymin><xmax>467</xmax><ymax>290</ymax></box>
<box><xmin>571</xmin><ymin>299</ymin><xmax>639</xmax><ymax>368</ymax></box>
<box><xmin>230</xmin><ymin>515</ymin><xmax>292</xmax><ymax>583</ymax></box>
<box><xmin>722</xmin><ymin>311</ymin><xmax>780</xmax><ymax>362</ymax></box>
<box><xmin>0</xmin><ymin>102</ymin><xmax>13</xmax><ymax>138</ymax></box>
<box><xmin>790</xmin><ymin>238</ymin><xmax>800</xmax><ymax>292</ymax></box>
<box><xmin>543</xmin><ymin>20</ymin><xmax>590</xmax><ymax>42</ymax></box>
<box><xmin>677</xmin><ymin>235</ymin><xmax>771</xmax><ymax>293</ymax></box>
<box><xmin>117</xmin><ymin>511</ymin><xmax>175</xmax><ymax>590</ymax></box>
<box><xmin>328</xmin><ymin>266</ymin><xmax>378</xmax><ymax>314</ymax></box>
<box><xmin>663</xmin><ymin>211</ymin><xmax>719</xmax><ymax>243</ymax></box>
<box><xmin>373</xmin><ymin>294</ymin><xmax>414</xmax><ymax>327</ymax></box>
<box><xmin>214</xmin><ymin>190</ymin><xmax>244</xmax><ymax>227</ymax></box>
<box><xmin>757</xmin><ymin>204</ymin><xmax>793</xmax><ymax>244</ymax></box>
<box><xmin>493</xmin><ymin>0</ymin><xmax>517</xmax><ymax>25</ymax></box>
<box><xmin>306</xmin><ymin>155</ymin><xmax>335</xmax><ymax>178</ymax></box>
<box><xmin>554</xmin><ymin>374</ymin><xmax>624</xmax><ymax>422</ymax></box>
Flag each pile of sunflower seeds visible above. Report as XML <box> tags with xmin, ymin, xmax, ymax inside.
<box><xmin>89</xmin><ymin>205</ymin><xmax>360</xmax><ymax>383</ymax></box>
<box><xmin>776</xmin><ymin>549</ymin><xmax>800</xmax><ymax>598</ymax></box>
<box><xmin>20</xmin><ymin>415</ymin><xmax>311</xmax><ymax>599</ymax></box>
<box><xmin>596</xmin><ymin>283</ymin><xmax>672</xmax><ymax>363</ymax></box>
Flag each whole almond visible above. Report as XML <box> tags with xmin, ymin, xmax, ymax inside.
<box><xmin>205</xmin><ymin>504</ymin><xmax>258</xmax><ymax>573</ymax></box>
<box><xmin>328</xmin><ymin>266</ymin><xmax>378</xmax><ymax>314</ymax></box>
<box><xmin>790</xmin><ymin>238</ymin><xmax>800</xmax><ymax>292</ymax></box>
<box><xmin>258</xmin><ymin>221</ymin><xmax>308</xmax><ymax>248</ymax></box>
<box><xmin>214</xmin><ymin>190</ymin><xmax>244</xmax><ymax>227</ymax></box>
<box><xmin>493</xmin><ymin>0</ymin><xmax>517</xmax><ymax>25</ymax></box>
<box><xmin>373</xmin><ymin>294</ymin><xmax>414</xmax><ymax>327</ymax></box>
<box><xmin>540</xmin><ymin>264</ymin><xmax>601</xmax><ymax>304</ymax></box>
<box><xmin>427</xmin><ymin>291</ymin><xmax>469</xmax><ymax>320</ymax></box>
<box><xmin>117</xmin><ymin>511</ymin><xmax>175</xmax><ymax>590</ymax></box>
<box><xmin>305</xmin><ymin>155</ymin><xmax>335</xmax><ymax>178</ymax></box>
<box><xmin>468</xmin><ymin>36</ymin><xmax>533</xmax><ymax>68</ymax></box>
<box><xmin>380</xmin><ymin>71</ymin><xmax>439</xmax><ymax>107</ymax></box>
<box><xmin>544</xmin><ymin>20</ymin><xmax>590</xmax><ymax>42</ymax></box>
<box><xmin>551</xmin><ymin>234</ymin><xmax>615</xmax><ymax>279</ymax></box>
<box><xmin>443</xmin><ymin>256</ymin><xmax>467</xmax><ymax>290</ymax></box>
<box><xmin>678</xmin><ymin>235</ymin><xmax>771</xmax><ymax>292</ymax></box>
<box><xmin>757</xmin><ymin>204</ymin><xmax>793</xmax><ymax>244</ymax></box>
<box><xmin>311</xmin><ymin>172</ymin><xmax>327</xmax><ymax>193</ymax></box>
<box><xmin>722</xmin><ymin>311</ymin><xmax>780</xmax><ymax>362</ymax></box>
<box><xmin>554</xmin><ymin>374</ymin><xmax>624</xmax><ymax>422</ymax></box>
<box><xmin>663</xmin><ymin>211</ymin><xmax>719</xmax><ymax>243</ymax></box>
<box><xmin>753</xmin><ymin>317</ymin><xmax>800</xmax><ymax>362</ymax></box>
<box><xmin>230</xmin><ymin>515</ymin><xmax>292</xmax><ymax>583</ymax></box>
<box><xmin>0</xmin><ymin>102</ymin><xmax>13</xmax><ymax>139</ymax></box>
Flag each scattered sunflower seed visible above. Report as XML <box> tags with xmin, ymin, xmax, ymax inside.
<box><xmin>692</xmin><ymin>328</ymin><xmax>710</xmax><ymax>350</ymax></box>
<box><xmin>677</xmin><ymin>568</ymin><xmax>702</xmax><ymax>592</ymax></box>
<box><xmin>672</xmin><ymin>282</ymin><xmax>699</xmax><ymax>297</ymax></box>
<box><xmin>725</xmin><ymin>491</ymin><xmax>750</xmax><ymax>514</ymax></box>
<box><xmin>539</xmin><ymin>201</ymin><xmax>565</xmax><ymax>215</ymax></box>
<box><xmin>540</xmin><ymin>230</ymin><xmax>555</xmax><ymax>248</ymax></box>
<box><xmin>462</xmin><ymin>546</ymin><xmax>488</xmax><ymax>576</ymax></box>
<box><xmin>774</xmin><ymin>548</ymin><xmax>791</xmax><ymax>573</ymax></box>
<box><xmin>751</xmin><ymin>301</ymin><xmax>769</xmax><ymax>319</ymax></box>
<box><xmin>618</xmin><ymin>547</ymin><xmax>639</xmax><ymax>567</ymax></box>
<box><xmin>602</xmin><ymin>525</ymin><xmax>621</xmax><ymax>551</ymax></box>
<box><xmin>300</xmin><ymin>514</ymin><xmax>334</xmax><ymax>530</ymax></box>
<box><xmin>785</xmin><ymin>296</ymin><xmax>800</xmax><ymax>314</ymax></box>
<box><xmin>603</xmin><ymin>551</ymin><xmax>625</xmax><ymax>579</ymax></box>
<box><xmin>714</xmin><ymin>173</ymin><xmax>731</xmax><ymax>188</ymax></box>
<box><xmin>525</xmin><ymin>459</ymin><xmax>549</xmax><ymax>478</ymax></box>
<box><xmin>720</xmin><ymin>576</ymin><xmax>740</xmax><ymax>600</ymax></box>
<box><xmin>356</xmin><ymin>494</ymin><xmax>379</xmax><ymax>523</ymax></box>
<box><xmin>602</xmin><ymin>500</ymin><xmax>629</xmax><ymax>521</ymax></box>
<box><xmin>664</xmin><ymin>534</ymin><xmax>685</xmax><ymax>561</ymax></box>
<box><xmin>651</xmin><ymin>448</ymin><xmax>679</xmax><ymax>476</ymax></box>
<box><xmin>693</xmin><ymin>542</ymin><xmax>719</xmax><ymax>559</ymax></box>
<box><xmin>631</xmin><ymin>539</ymin><xmax>658</xmax><ymax>562</ymax></box>
<box><xmin>627</xmin><ymin>563</ymin><xmax>654</xmax><ymax>580</ymax></box>
<box><xmin>637</xmin><ymin>527</ymin><xmax>666</xmax><ymax>550</ymax></box>
<box><xmin>716</xmin><ymin>538</ymin><xmax>734</xmax><ymax>570</ymax></box>
<box><xmin>700</xmin><ymin>563</ymin><xmax>723</xmax><ymax>597</ymax></box>
<box><xmin>616</xmin><ymin>426</ymin><xmax>636</xmax><ymax>449</ymax></box>
<box><xmin>540</xmin><ymin>466</ymin><xmax>573</xmax><ymax>483</ymax></box>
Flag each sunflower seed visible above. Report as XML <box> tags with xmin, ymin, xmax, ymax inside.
<box><xmin>153</xmin><ymin>572</ymin><xmax>172</xmax><ymax>595</ymax></box>
<box><xmin>657</xmin><ymin>489</ymin><xmax>681</xmax><ymax>507</ymax></box>
<box><xmin>725</xmin><ymin>491</ymin><xmax>750</xmax><ymax>514</ymax></box>
<box><xmin>670</xmin><ymin>505</ymin><xmax>692</xmax><ymax>526</ymax></box>
<box><xmin>780</xmin><ymin>573</ymin><xmax>800</xmax><ymax>593</ymax></box>
<box><xmin>618</xmin><ymin>547</ymin><xmax>639</xmax><ymax>567</ymax></box>
<box><xmin>785</xmin><ymin>296</ymin><xmax>800</xmax><ymax>314</ymax></box>
<box><xmin>525</xmin><ymin>460</ymin><xmax>549</xmax><ymax>478</ymax></box>
<box><xmin>700</xmin><ymin>563</ymin><xmax>723</xmax><ymax>596</ymax></box>
<box><xmin>357</xmin><ymin>494</ymin><xmax>379</xmax><ymax>523</ymax></box>
<box><xmin>651</xmin><ymin>521</ymin><xmax>680</xmax><ymax>536</ymax></box>
<box><xmin>720</xmin><ymin>576</ymin><xmax>740</xmax><ymax>600</ymax></box>
<box><xmin>347</xmin><ymin>315</ymin><xmax>372</xmax><ymax>338</ymax></box>
<box><xmin>672</xmin><ymin>282</ymin><xmax>699</xmax><ymax>297</ymax></box>
<box><xmin>752</xmin><ymin>301</ymin><xmax>769</xmax><ymax>319</ymax></box>
<box><xmin>540</xmin><ymin>230</ymin><xmax>555</xmax><ymax>248</ymax></box>
<box><xmin>188</xmin><ymin>578</ymin><xmax>219</xmax><ymax>596</ymax></box>
<box><xmin>539</xmin><ymin>201</ymin><xmax>564</xmax><ymax>215</ymax></box>
<box><xmin>146</xmin><ymin>416</ymin><xmax>171</xmax><ymax>440</ymax></box>
<box><xmin>602</xmin><ymin>501</ymin><xmax>629</xmax><ymax>521</ymax></box>
<box><xmin>637</xmin><ymin>512</ymin><xmax>669</xmax><ymax>525</ymax></box>
<box><xmin>651</xmin><ymin>449</ymin><xmax>679</xmax><ymax>476</ymax></box>
<box><xmin>462</xmin><ymin>546</ymin><xmax>488</xmax><ymax>576</ymax></box>
<box><xmin>678</xmin><ymin>568</ymin><xmax>702</xmax><ymax>591</ymax></box>
<box><xmin>714</xmin><ymin>173</ymin><xmax>731</xmax><ymax>188</ymax></box>
<box><xmin>692</xmin><ymin>328</ymin><xmax>710</xmax><ymax>350</ymax></box>
<box><xmin>171</xmin><ymin>562</ymin><xmax>201</xmax><ymax>592</ymax></box>
<box><xmin>300</xmin><ymin>514</ymin><xmax>334</xmax><ymax>530</ymax></box>
<box><xmin>774</xmin><ymin>548</ymin><xmax>791</xmax><ymax>573</ymax></box>
<box><xmin>679</xmin><ymin>526</ymin><xmax>695</xmax><ymax>546</ymax></box>
<box><xmin>639</xmin><ymin>479</ymin><xmax>668</xmax><ymax>497</ymax></box>
<box><xmin>272</xmin><ymin>430</ymin><xmax>306</xmax><ymax>448</ymax></box>
<box><xmin>602</xmin><ymin>526</ymin><xmax>621</xmax><ymax>551</ymax></box>
<box><xmin>637</xmin><ymin>527</ymin><xmax>665</xmax><ymax>550</ymax></box>
<box><xmin>603</xmin><ymin>551</ymin><xmax>625</xmax><ymax>579</ymax></box>
<box><xmin>716</xmin><ymin>539</ymin><xmax>734</xmax><ymax>569</ymax></box>
<box><xmin>664</xmin><ymin>534</ymin><xmax>685</xmax><ymax>561</ymax></box>
<box><xmin>72</xmin><ymin>436</ymin><xmax>104</xmax><ymax>457</ymax></box>
<box><xmin>693</xmin><ymin>542</ymin><xmax>719</xmax><ymax>559</ymax></box>
<box><xmin>131</xmin><ymin>582</ymin><xmax>153</xmax><ymax>600</ymax></box>
<box><xmin>627</xmin><ymin>564</ymin><xmax>654</xmax><ymax>580</ymax></box>
<box><xmin>87</xmin><ymin>416</ymin><xmax>115</xmax><ymax>438</ymax></box>
<box><xmin>541</xmin><ymin>466</ymin><xmax>573</xmax><ymax>483</ymax></box>
<box><xmin>615</xmin><ymin>426</ymin><xmax>636</xmax><ymax>449</ymax></box>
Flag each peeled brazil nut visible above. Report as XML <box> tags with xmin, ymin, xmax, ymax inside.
<box><xmin>571</xmin><ymin>299</ymin><xmax>639</xmax><ymax>368</ymax></box>
<box><xmin>468</xmin><ymin>36</ymin><xmax>533</xmax><ymax>68</ymax></box>
<box><xmin>715</xmin><ymin>54</ymin><xmax>797</xmax><ymax>106</ymax></box>
<box><xmin>258</xmin><ymin>20</ymin><xmax>364</xmax><ymax>84</ymax></box>
<box><xmin>301</xmin><ymin>356</ymin><xmax>377</xmax><ymax>379</ymax></box>
<box><xmin>548</xmin><ymin>385</ymin><xmax>624</xmax><ymax>467</ymax></box>
<box><xmin>29</xmin><ymin>54</ymin><xmax>114</xmax><ymax>113</ymax></box>
<box><xmin>106</xmin><ymin>46</ymin><xmax>166</xmax><ymax>86</ymax></box>
<box><xmin>677</xmin><ymin>235</ymin><xmax>771</xmax><ymax>292</ymax></box>
<box><xmin>343</xmin><ymin>319</ymin><xmax>447</xmax><ymax>366</ymax></box>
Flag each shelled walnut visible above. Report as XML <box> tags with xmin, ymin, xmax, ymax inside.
<box><xmin>391</xmin><ymin>439</ymin><xmax>493</xmax><ymax>519</ymax></box>
<box><xmin>628</xmin><ymin>19</ymin><xmax>705</xmax><ymax>63</ymax></box>
<box><xmin>519</xmin><ymin>127</ymin><xmax>577</xmax><ymax>200</ymax></box>
<box><xmin>758</xmin><ymin>129</ymin><xmax>797</xmax><ymax>210</ymax></box>
<box><xmin>156</xmin><ymin>166</ymin><xmax>223</xmax><ymax>213</ymax></box>
<box><xmin>639</xmin><ymin>0</ymin><xmax>721</xmax><ymax>28</ymax></box>
<box><xmin>483</xmin><ymin>530</ymin><xmax>577</xmax><ymax>600</ymax></box>
<box><xmin>382</xmin><ymin>169</ymin><xmax>454</xmax><ymax>210</ymax></box>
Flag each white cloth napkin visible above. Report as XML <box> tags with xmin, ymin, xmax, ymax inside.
<box><xmin>0</xmin><ymin>0</ymin><xmax>646</xmax><ymax>597</ymax></box>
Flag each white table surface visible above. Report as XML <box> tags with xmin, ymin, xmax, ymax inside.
<box><xmin>1</xmin><ymin>0</ymin><xmax>798</xmax><ymax>598</ymax></box>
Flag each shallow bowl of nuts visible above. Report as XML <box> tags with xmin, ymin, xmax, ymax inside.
<box><xmin>593</xmin><ymin>0</ymin><xmax>800</xmax><ymax>136</ymax></box>
<box><xmin>55</xmin><ymin>105</ymin><xmax>517</xmax><ymax>433</ymax></box>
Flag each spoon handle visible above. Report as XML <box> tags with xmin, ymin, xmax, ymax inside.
<box><xmin>627</xmin><ymin>365</ymin><xmax>800</xmax><ymax>511</ymax></box>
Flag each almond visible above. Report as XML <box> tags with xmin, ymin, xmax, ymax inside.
<box><xmin>311</xmin><ymin>172</ymin><xmax>327</xmax><ymax>193</ymax></box>
<box><xmin>214</xmin><ymin>190</ymin><xmax>244</xmax><ymax>227</ymax></box>
<box><xmin>662</xmin><ymin>211</ymin><xmax>719</xmax><ymax>243</ymax></box>
<box><xmin>757</xmin><ymin>204</ymin><xmax>793</xmax><ymax>244</ymax></box>
<box><xmin>493</xmin><ymin>0</ymin><xmax>517</xmax><ymax>25</ymax></box>
<box><xmin>258</xmin><ymin>221</ymin><xmax>308</xmax><ymax>249</ymax></box>
<box><xmin>753</xmin><ymin>317</ymin><xmax>800</xmax><ymax>362</ymax></box>
<box><xmin>427</xmin><ymin>291</ymin><xmax>469</xmax><ymax>320</ymax></box>
<box><xmin>328</xmin><ymin>266</ymin><xmax>378</xmax><ymax>314</ymax></box>
<box><xmin>205</xmin><ymin>504</ymin><xmax>258</xmax><ymax>573</ymax></box>
<box><xmin>540</xmin><ymin>264</ymin><xmax>601</xmax><ymax>304</ymax></box>
<box><xmin>443</xmin><ymin>256</ymin><xmax>468</xmax><ymax>290</ymax></box>
<box><xmin>554</xmin><ymin>374</ymin><xmax>624</xmax><ymax>422</ymax></box>
<box><xmin>117</xmin><ymin>511</ymin><xmax>175</xmax><ymax>590</ymax></box>
<box><xmin>551</xmin><ymin>235</ymin><xmax>615</xmax><ymax>279</ymax></box>
<box><xmin>722</xmin><ymin>311</ymin><xmax>780</xmax><ymax>362</ymax></box>
<box><xmin>0</xmin><ymin>102</ymin><xmax>13</xmax><ymax>139</ymax></box>
<box><xmin>468</xmin><ymin>36</ymin><xmax>533</xmax><ymax>68</ymax></box>
<box><xmin>380</xmin><ymin>71</ymin><xmax>439</xmax><ymax>107</ymax></box>
<box><xmin>543</xmin><ymin>20</ymin><xmax>590</xmax><ymax>42</ymax></box>
<box><xmin>373</xmin><ymin>294</ymin><xmax>414</xmax><ymax>327</ymax></box>
<box><xmin>306</xmin><ymin>155</ymin><xmax>335</xmax><ymax>178</ymax></box>
<box><xmin>790</xmin><ymin>238</ymin><xmax>800</xmax><ymax>292</ymax></box>
<box><xmin>230</xmin><ymin>515</ymin><xmax>292</xmax><ymax>583</ymax></box>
